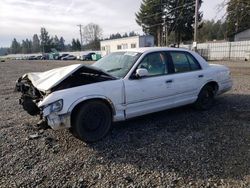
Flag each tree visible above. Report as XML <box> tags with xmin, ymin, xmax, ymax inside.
<box><xmin>129</xmin><ymin>31</ymin><xmax>138</xmax><ymax>37</ymax></box>
<box><xmin>58</xmin><ymin>37</ymin><xmax>65</xmax><ymax>51</ymax></box>
<box><xmin>32</xmin><ymin>34</ymin><xmax>40</xmax><ymax>53</ymax></box>
<box><xmin>123</xmin><ymin>33</ymin><xmax>129</xmax><ymax>37</ymax></box>
<box><xmin>71</xmin><ymin>39</ymin><xmax>77</xmax><ymax>51</ymax></box>
<box><xmin>65</xmin><ymin>44</ymin><xmax>72</xmax><ymax>52</ymax></box>
<box><xmin>52</xmin><ymin>35</ymin><xmax>60</xmax><ymax>50</ymax></box>
<box><xmin>76</xmin><ymin>39</ymin><xmax>81</xmax><ymax>51</ymax></box>
<box><xmin>21</xmin><ymin>40</ymin><xmax>28</xmax><ymax>54</ymax></box>
<box><xmin>40</xmin><ymin>27</ymin><xmax>52</xmax><ymax>53</ymax></box>
<box><xmin>82</xmin><ymin>23</ymin><xmax>102</xmax><ymax>50</ymax></box>
<box><xmin>83</xmin><ymin>23</ymin><xmax>103</xmax><ymax>44</ymax></box>
<box><xmin>109</xmin><ymin>33</ymin><xmax>122</xmax><ymax>39</ymax></box>
<box><xmin>198</xmin><ymin>20</ymin><xmax>227</xmax><ymax>42</ymax></box>
<box><xmin>136</xmin><ymin>0</ymin><xmax>163</xmax><ymax>46</ymax></box>
<box><xmin>226</xmin><ymin>0</ymin><xmax>250</xmax><ymax>39</ymax></box>
<box><xmin>136</xmin><ymin>0</ymin><xmax>203</xmax><ymax>46</ymax></box>
<box><xmin>169</xmin><ymin>0</ymin><xmax>203</xmax><ymax>45</ymax></box>
<box><xmin>10</xmin><ymin>38</ymin><xmax>21</xmax><ymax>54</ymax></box>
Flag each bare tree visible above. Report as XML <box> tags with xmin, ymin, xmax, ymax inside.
<box><xmin>83</xmin><ymin>23</ymin><xmax>103</xmax><ymax>44</ymax></box>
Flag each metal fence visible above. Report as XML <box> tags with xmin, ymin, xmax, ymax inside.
<box><xmin>180</xmin><ymin>40</ymin><xmax>250</xmax><ymax>61</ymax></box>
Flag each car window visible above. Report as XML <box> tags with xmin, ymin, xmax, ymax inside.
<box><xmin>137</xmin><ymin>52</ymin><xmax>168</xmax><ymax>77</ymax></box>
<box><xmin>170</xmin><ymin>52</ymin><xmax>201</xmax><ymax>73</ymax></box>
<box><xmin>187</xmin><ymin>54</ymin><xmax>201</xmax><ymax>70</ymax></box>
<box><xmin>92</xmin><ymin>52</ymin><xmax>141</xmax><ymax>78</ymax></box>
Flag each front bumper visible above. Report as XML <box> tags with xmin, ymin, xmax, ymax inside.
<box><xmin>46</xmin><ymin>113</ymin><xmax>71</xmax><ymax>130</ymax></box>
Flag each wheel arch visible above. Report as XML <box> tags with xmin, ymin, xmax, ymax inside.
<box><xmin>201</xmin><ymin>81</ymin><xmax>219</xmax><ymax>95</ymax></box>
<box><xmin>68</xmin><ymin>96</ymin><xmax>116</xmax><ymax>125</ymax></box>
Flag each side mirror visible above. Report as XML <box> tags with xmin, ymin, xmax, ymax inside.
<box><xmin>136</xmin><ymin>68</ymin><xmax>149</xmax><ymax>78</ymax></box>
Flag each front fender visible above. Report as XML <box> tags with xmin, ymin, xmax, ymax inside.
<box><xmin>68</xmin><ymin>95</ymin><xmax>116</xmax><ymax>115</ymax></box>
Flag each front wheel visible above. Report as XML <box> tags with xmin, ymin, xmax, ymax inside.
<box><xmin>72</xmin><ymin>101</ymin><xmax>112</xmax><ymax>143</ymax></box>
<box><xmin>194</xmin><ymin>85</ymin><xmax>215</xmax><ymax>111</ymax></box>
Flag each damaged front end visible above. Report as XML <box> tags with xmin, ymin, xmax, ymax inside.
<box><xmin>15</xmin><ymin>75</ymin><xmax>45</xmax><ymax>116</ymax></box>
<box><xmin>15</xmin><ymin>64</ymin><xmax>116</xmax><ymax>130</ymax></box>
<box><xmin>15</xmin><ymin>75</ymin><xmax>77</xmax><ymax>130</ymax></box>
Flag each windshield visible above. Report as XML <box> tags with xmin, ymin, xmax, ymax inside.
<box><xmin>92</xmin><ymin>52</ymin><xmax>142</xmax><ymax>78</ymax></box>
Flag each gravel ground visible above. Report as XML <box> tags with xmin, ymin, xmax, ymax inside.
<box><xmin>0</xmin><ymin>60</ymin><xmax>249</xmax><ymax>187</ymax></box>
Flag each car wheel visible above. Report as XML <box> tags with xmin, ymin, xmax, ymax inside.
<box><xmin>194</xmin><ymin>85</ymin><xmax>215</xmax><ymax>111</ymax></box>
<box><xmin>72</xmin><ymin>101</ymin><xmax>112</xmax><ymax>142</ymax></box>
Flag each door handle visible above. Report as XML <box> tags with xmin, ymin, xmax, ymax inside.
<box><xmin>166</xmin><ymin>80</ymin><xmax>173</xmax><ymax>83</ymax></box>
<box><xmin>198</xmin><ymin>75</ymin><xmax>204</xmax><ymax>78</ymax></box>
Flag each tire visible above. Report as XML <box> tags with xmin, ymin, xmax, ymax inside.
<box><xmin>72</xmin><ymin>101</ymin><xmax>112</xmax><ymax>142</ymax></box>
<box><xmin>194</xmin><ymin>85</ymin><xmax>215</xmax><ymax>111</ymax></box>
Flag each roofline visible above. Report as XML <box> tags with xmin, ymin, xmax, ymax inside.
<box><xmin>115</xmin><ymin>47</ymin><xmax>191</xmax><ymax>54</ymax></box>
<box><xmin>100</xmin><ymin>35</ymin><xmax>153</xmax><ymax>43</ymax></box>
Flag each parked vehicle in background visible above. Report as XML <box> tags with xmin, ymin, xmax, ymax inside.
<box><xmin>62</xmin><ymin>55</ymin><xmax>77</xmax><ymax>60</ymax></box>
<box><xmin>81</xmin><ymin>52</ymin><xmax>96</xmax><ymax>61</ymax></box>
<box><xmin>58</xmin><ymin>54</ymin><xmax>69</xmax><ymax>60</ymax></box>
<box><xmin>28</xmin><ymin>56</ymin><xmax>37</xmax><ymax>60</ymax></box>
<box><xmin>36</xmin><ymin>55</ymin><xmax>42</xmax><ymax>60</ymax></box>
<box><xmin>15</xmin><ymin>47</ymin><xmax>233</xmax><ymax>142</ymax></box>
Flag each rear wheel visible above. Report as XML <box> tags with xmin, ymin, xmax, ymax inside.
<box><xmin>194</xmin><ymin>85</ymin><xmax>215</xmax><ymax>111</ymax></box>
<box><xmin>72</xmin><ymin>101</ymin><xmax>112</xmax><ymax>142</ymax></box>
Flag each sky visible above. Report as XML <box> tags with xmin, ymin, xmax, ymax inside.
<box><xmin>0</xmin><ymin>0</ymin><xmax>226</xmax><ymax>47</ymax></box>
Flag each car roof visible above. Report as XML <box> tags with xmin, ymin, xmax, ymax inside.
<box><xmin>122</xmin><ymin>47</ymin><xmax>190</xmax><ymax>53</ymax></box>
<box><xmin>119</xmin><ymin>47</ymin><xmax>210</xmax><ymax>71</ymax></box>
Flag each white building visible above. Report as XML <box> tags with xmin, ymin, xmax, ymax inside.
<box><xmin>100</xmin><ymin>35</ymin><xmax>154</xmax><ymax>56</ymax></box>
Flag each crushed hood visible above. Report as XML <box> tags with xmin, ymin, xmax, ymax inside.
<box><xmin>23</xmin><ymin>64</ymin><xmax>112</xmax><ymax>92</ymax></box>
<box><xmin>24</xmin><ymin>64</ymin><xmax>83</xmax><ymax>92</ymax></box>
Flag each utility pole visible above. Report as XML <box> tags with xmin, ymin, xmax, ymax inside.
<box><xmin>77</xmin><ymin>24</ymin><xmax>83</xmax><ymax>51</ymax></box>
<box><xmin>193</xmin><ymin>0</ymin><xmax>199</xmax><ymax>52</ymax></box>
<box><xmin>164</xmin><ymin>6</ymin><xmax>168</xmax><ymax>47</ymax></box>
<box><xmin>161</xmin><ymin>0</ymin><xmax>168</xmax><ymax>47</ymax></box>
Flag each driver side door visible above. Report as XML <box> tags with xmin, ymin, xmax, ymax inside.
<box><xmin>124</xmin><ymin>51</ymin><xmax>175</xmax><ymax>118</ymax></box>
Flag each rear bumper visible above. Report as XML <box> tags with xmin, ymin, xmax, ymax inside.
<box><xmin>218</xmin><ymin>79</ymin><xmax>233</xmax><ymax>95</ymax></box>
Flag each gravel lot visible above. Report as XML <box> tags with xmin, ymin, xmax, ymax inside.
<box><xmin>0</xmin><ymin>60</ymin><xmax>249</xmax><ymax>187</ymax></box>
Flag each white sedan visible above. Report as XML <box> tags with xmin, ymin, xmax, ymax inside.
<box><xmin>16</xmin><ymin>47</ymin><xmax>233</xmax><ymax>142</ymax></box>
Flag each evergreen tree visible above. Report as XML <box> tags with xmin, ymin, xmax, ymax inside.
<box><xmin>52</xmin><ymin>35</ymin><xmax>60</xmax><ymax>50</ymax></box>
<box><xmin>76</xmin><ymin>39</ymin><xmax>81</xmax><ymax>51</ymax></box>
<box><xmin>10</xmin><ymin>38</ymin><xmax>21</xmax><ymax>54</ymax></box>
<box><xmin>129</xmin><ymin>31</ymin><xmax>137</xmax><ymax>37</ymax></box>
<box><xmin>32</xmin><ymin>34</ymin><xmax>40</xmax><ymax>53</ymax></box>
<box><xmin>136</xmin><ymin>0</ymin><xmax>163</xmax><ymax>46</ymax></box>
<box><xmin>58</xmin><ymin>37</ymin><xmax>65</xmax><ymax>51</ymax></box>
<box><xmin>136</xmin><ymin>0</ymin><xmax>203</xmax><ymax>46</ymax></box>
<box><xmin>109</xmin><ymin>33</ymin><xmax>122</xmax><ymax>39</ymax></box>
<box><xmin>71</xmin><ymin>39</ymin><xmax>77</xmax><ymax>51</ymax></box>
<box><xmin>40</xmin><ymin>27</ymin><xmax>52</xmax><ymax>53</ymax></box>
<box><xmin>123</xmin><ymin>33</ymin><xmax>129</xmax><ymax>37</ymax></box>
<box><xmin>26</xmin><ymin>39</ymin><xmax>32</xmax><ymax>54</ymax></box>
<box><xmin>226</xmin><ymin>0</ymin><xmax>250</xmax><ymax>39</ymax></box>
<box><xmin>21</xmin><ymin>40</ymin><xmax>28</xmax><ymax>54</ymax></box>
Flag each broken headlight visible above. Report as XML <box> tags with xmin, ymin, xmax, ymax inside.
<box><xmin>49</xmin><ymin>99</ymin><xmax>63</xmax><ymax>113</ymax></box>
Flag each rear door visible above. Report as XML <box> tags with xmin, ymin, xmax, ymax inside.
<box><xmin>166</xmin><ymin>51</ymin><xmax>205</xmax><ymax>102</ymax></box>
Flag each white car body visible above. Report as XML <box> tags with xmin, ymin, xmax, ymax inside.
<box><xmin>16</xmin><ymin>47</ymin><xmax>233</xmax><ymax>131</ymax></box>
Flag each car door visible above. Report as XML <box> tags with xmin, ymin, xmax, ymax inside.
<box><xmin>124</xmin><ymin>51</ymin><xmax>177</xmax><ymax>118</ymax></box>
<box><xmin>166</xmin><ymin>51</ymin><xmax>205</xmax><ymax>104</ymax></box>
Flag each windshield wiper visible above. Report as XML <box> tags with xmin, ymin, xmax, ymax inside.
<box><xmin>106</xmin><ymin>68</ymin><xmax>122</xmax><ymax>73</ymax></box>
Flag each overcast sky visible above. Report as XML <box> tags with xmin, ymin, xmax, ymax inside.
<box><xmin>0</xmin><ymin>0</ymin><xmax>226</xmax><ymax>47</ymax></box>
